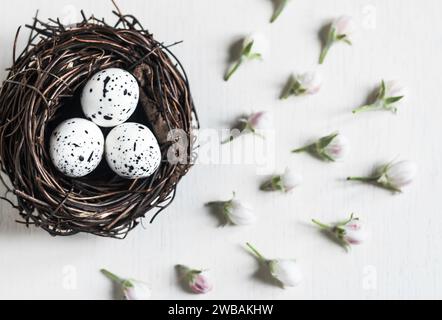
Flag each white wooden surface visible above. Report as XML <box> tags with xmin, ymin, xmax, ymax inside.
<box><xmin>0</xmin><ymin>0</ymin><xmax>441</xmax><ymax>300</ymax></box>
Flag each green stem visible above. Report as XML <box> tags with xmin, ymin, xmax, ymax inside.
<box><xmin>291</xmin><ymin>145</ymin><xmax>311</xmax><ymax>153</ymax></box>
<box><xmin>101</xmin><ymin>269</ymin><xmax>123</xmax><ymax>283</ymax></box>
<box><xmin>311</xmin><ymin>219</ymin><xmax>330</xmax><ymax>229</ymax></box>
<box><xmin>337</xmin><ymin>213</ymin><xmax>355</xmax><ymax>226</ymax></box>
<box><xmin>352</xmin><ymin>104</ymin><xmax>375</xmax><ymax>114</ymax></box>
<box><xmin>346</xmin><ymin>176</ymin><xmax>377</xmax><ymax>182</ymax></box>
<box><xmin>224</xmin><ymin>58</ymin><xmax>243</xmax><ymax>81</ymax></box>
<box><xmin>319</xmin><ymin>43</ymin><xmax>331</xmax><ymax>64</ymax></box>
<box><xmin>221</xmin><ymin>136</ymin><xmax>235</xmax><ymax>144</ymax></box>
<box><xmin>246</xmin><ymin>242</ymin><xmax>266</xmax><ymax>262</ymax></box>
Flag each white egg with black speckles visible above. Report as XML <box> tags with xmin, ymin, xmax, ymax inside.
<box><xmin>50</xmin><ymin>118</ymin><xmax>104</xmax><ymax>177</ymax></box>
<box><xmin>105</xmin><ymin>123</ymin><xmax>161</xmax><ymax>179</ymax></box>
<box><xmin>81</xmin><ymin>68</ymin><xmax>139</xmax><ymax>127</ymax></box>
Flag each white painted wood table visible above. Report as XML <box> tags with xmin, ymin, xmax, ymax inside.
<box><xmin>0</xmin><ymin>0</ymin><xmax>441</xmax><ymax>299</ymax></box>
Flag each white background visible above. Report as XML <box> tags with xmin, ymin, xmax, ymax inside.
<box><xmin>0</xmin><ymin>0</ymin><xmax>441</xmax><ymax>300</ymax></box>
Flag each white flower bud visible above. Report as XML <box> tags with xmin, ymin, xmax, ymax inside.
<box><xmin>207</xmin><ymin>193</ymin><xmax>256</xmax><ymax>226</ymax></box>
<box><xmin>268</xmin><ymin>259</ymin><xmax>303</xmax><ymax>287</ymax></box>
<box><xmin>281</xmin><ymin>71</ymin><xmax>322</xmax><ymax>98</ymax></box>
<box><xmin>323</xmin><ymin>134</ymin><xmax>349</xmax><ymax>161</ymax></box>
<box><xmin>227</xmin><ymin>200</ymin><xmax>256</xmax><ymax>225</ymax></box>
<box><xmin>292</xmin><ymin>132</ymin><xmax>349</xmax><ymax>162</ymax></box>
<box><xmin>123</xmin><ymin>280</ymin><xmax>152</xmax><ymax>300</ymax></box>
<box><xmin>348</xmin><ymin>160</ymin><xmax>417</xmax><ymax>192</ymax></box>
<box><xmin>378</xmin><ymin>160</ymin><xmax>417</xmax><ymax>191</ymax></box>
<box><xmin>101</xmin><ymin>269</ymin><xmax>151</xmax><ymax>300</ymax></box>
<box><xmin>246</xmin><ymin>243</ymin><xmax>302</xmax><ymax>288</ymax></box>
<box><xmin>243</xmin><ymin>33</ymin><xmax>270</xmax><ymax>60</ymax></box>
<box><xmin>261</xmin><ymin>168</ymin><xmax>302</xmax><ymax>193</ymax></box>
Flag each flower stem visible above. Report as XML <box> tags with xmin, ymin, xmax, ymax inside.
<box><xmin>221</xmin><ymin>136</ymin><xmax>235</xmax><ymax>144</ymax></box>
<box><xmin>352</xmin><ymin>104</ymin><xmax>374</xmax><ymax>114</ymax></box>
<box><xmin>101</xmin><ymin>269</ymin><xmax>122</xmax><ymax>283</ymax></box>
<box><xmin>246</xmin><ymin>242</ymin><xmax>266</xmax><ymax>262</ymax></box>
<box><xmin>319</xmin><ymin>43</ymin><xmax>331</xmax><ymax>64</ymax></box>
<box><xmin>291</xmin><ymin>145</ymin><xmax>310</xmax><ymax>153</ymax></box>
<box><xmin>347</xmin><ymin>176</ymin><xmax>377</xmax><ymax>182</ymax></box>
<box><xmin>224</xmin><ymin>58</ymin><xmax>243</xmax><ymax>81</ymax></box>
<box><xmin>311</xmin><ymin>219</ymin><xmax>330</xmax><ymax>229</ymax></box>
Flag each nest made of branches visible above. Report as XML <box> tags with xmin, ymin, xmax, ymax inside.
<box><xmin>0</xmin><ymin>7</ymin><xmax>199</xmax><ymax>238</ymax></box>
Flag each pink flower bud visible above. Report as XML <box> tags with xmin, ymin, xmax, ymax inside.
<box><xmin>189</xmin><ymin>272</ymin><xmax>213</xmax><ymax>294</ymax></box>
<box><xmin>177</xmin><ymin>265</ymin><xmax>213</xmax><ymax>294</ymax></box>
<box><xmin>247</xmin><ymin>111</ymin><xmax>272</xmax><ymax>131</ymax></box>
<box><xmin>312</xmin><ymin>214</ymin><xmax>367</xmax><ymax>250</ymax></box>
<box><xmin>295</xmin><ymin>71</ymin><xmax>323</xmax><ymax>95</ymax></box>
<box><xmin>323</xmin><ymin>134</ymin><xmax>349</xmax><ymax>161</ymax></box>
<box><xmin>333</xmin><ymin>15</ymin><xmax>354</xmax><ymax>37</ymax></box>
<box><xmin>341</xmin><ymin>219</ymin><xmax>366</xmax><ymax>245</ymax></box>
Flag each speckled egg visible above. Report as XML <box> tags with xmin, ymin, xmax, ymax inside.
<box><xmin>105</xmin><ymin>123</ymin><xmax>161</xmax><ymax>179</ymax></box>
<box><xmin>81</xmin><ymin>68</ymin><xmax>139</xmax><ymax>127</ymax></box>
<box><xmin>50</xmin><ymin>118</ymin><xmax>104</xmax><ymax>177</ymax></box>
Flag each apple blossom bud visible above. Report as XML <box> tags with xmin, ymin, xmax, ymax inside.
<box><xmin>225</xmin><ymin>33</ymin><xmax>269</xmax><ymax>81</ymax></box>
<box><xmin>268</xmin><ymin>259</ymin><xmax>303</xmax><ymax>287</ymax></box>
<box><xmin>101</xmin><ymin>269</ymin><xmax>151</xmax><ymax>300</ymax></box>
<box><xmin>292</xmin><ymin>132</ymin><xmax>349</xmax><ymax>162</ymax></box>
<box><xmin>347</xmin><ymin>160</ymin><xmax>417</xmax><ymax>192</ymax></box>
<box><xmin>323</xmin><ymin>134</ymin><xmax>349</xmax><ymax>161</ymax></box>
<box><xmin>246</xmin><ymin>242</ymin><xmax>302</xmax><ymax>288</ymax></box>
<box><xmin>312</xmin><ymin>213</ymin><xmax>367</xmax><ymax>250</ymax></box>
<box><xmin>319</xmin><ymin>15</ymin><xmax>354</xmax><ymax>64</ymax></box>
<box><xmin>222</xmin><ymin>111</ymin><xmax>272</xmax><ymax>144</ymax></box>
<box><xmin>206</xmin><ymin>193</ymin><xmax>256</xmax><ymax>226</ymax></box>
<box><xmin>353</xmin><ymin>80</ymin><xmax>406</xmax><ymax>114</ymax></box>
<box><xmin>333</xmin><ymin>15</ymin><xmax>354</xmax><ymax>37</ymax></box>
<box><xmin>177</xmin><ymin>265</ymin><xmax>213</xmax><ymax>294</ymax></box>
<box><xmin>227</xmin><ymin>199</ymin><xmax>256</xmax><ymax>225</ymax></box>
<box><xmin>281</xmin><ymin>71</ymin><xmax>322</xmax><ymax>99</ymax></box>
<box><xmin>260</xmin><ymin>168</ymin><xmax>302</xmax><ymax>193</ymax></box>
<box><xmin>342</xmin><ymin>219</ymin><xmax>366</xmax><ymax>245</ymax></box>
<box><xmin>247</xmin><ymin>111</ymin><xmax>272</xmax><ymax>131</ymax></box>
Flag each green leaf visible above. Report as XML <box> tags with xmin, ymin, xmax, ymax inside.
<box><xmin>248</xmin><ymin>53</ymin><xmax>262</xmax><ymax>60</ymax></box>
<box><xmin>379</xmin><ymin>80</ymin><xmax>386</xmax><ymax>99</ymax></box>
<box><xmin>242</xmin><ymin>40</ymin><xmax>254</xmax><ymax>57</ymax></box>
<box><xmin>385</xmin><ymin>96</ymin><xmax>404</xmax><ymax>104</ymax></box>
<box><xmin>317</xmin><ymin>132</ymin><xmax>338</xmax><ymax>149</ymax></box>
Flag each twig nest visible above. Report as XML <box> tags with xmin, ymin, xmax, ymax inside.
<box><xmin>0</xmin><ymin>10</ymin><xmax>198</xmax><ymax>238</ymax></box>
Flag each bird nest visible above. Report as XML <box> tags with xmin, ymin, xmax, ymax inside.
<box><xmin>0</xmin><ymin>7</ymin><xmax>199</xmax><ymax>238</ymax></box>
